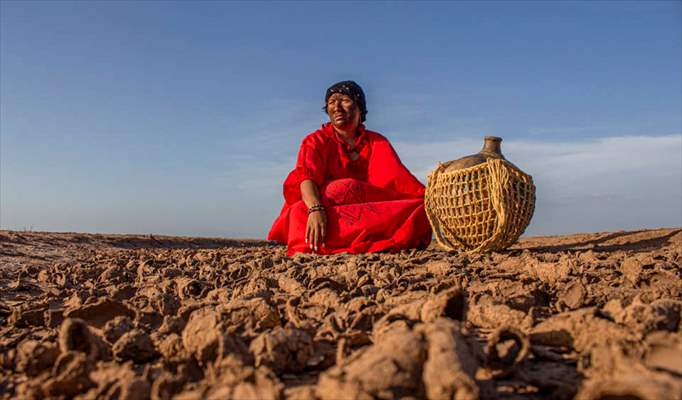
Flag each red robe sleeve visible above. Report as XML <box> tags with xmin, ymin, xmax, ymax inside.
<box><xmin>283</xmin><ymin>134</ymin><xmax>327</xmax><ymax>205</ymax></box>
<box><xmin>366</xmin><ymin>134</ymin><xmax>425</xmax><ymax>197</ymax></box>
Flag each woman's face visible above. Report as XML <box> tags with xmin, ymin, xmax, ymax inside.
<box><xmin>326</xmin><ymin>93</ymin><xmax>361</xmax><ymax>131</ymax></box>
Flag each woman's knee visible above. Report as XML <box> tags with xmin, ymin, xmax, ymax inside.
<box><xmin>322</xmin><ymin>178</ymin><xmax>365</xmax><ymax>204</ymax></box>
<box><xmin>324</xmin><ymin>178</ymin><xmax>361</xmax><ymax>192</ymax></box>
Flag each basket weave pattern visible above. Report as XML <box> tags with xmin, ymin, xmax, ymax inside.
<box><xmin>425</xmin><ymin>158</ymin><xmax>536</xmax><ymax>253</ymax></box>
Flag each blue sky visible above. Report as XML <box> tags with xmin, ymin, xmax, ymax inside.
<box><xmin>1</xmin><ymin>1</ymin><xmax>681</xmax><ymax>238</ymax></box>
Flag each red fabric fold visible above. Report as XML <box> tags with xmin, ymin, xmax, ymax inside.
<box><xmin>268</xmin><ymin>123</ymin><xmax>432</xmax><ymax>255</ymax></box>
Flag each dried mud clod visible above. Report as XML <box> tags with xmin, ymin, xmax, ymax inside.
<box><xmin>15</xmin><ymin>340</ymin><xmax>59</xmax><ymax>377</ymax></box>
<box><xmin>42</xmin><ymin>351</ymin><xmax>96</xmax><ymax>397</ymax></box>
<box><xmin>176</xmin><ymin>277</ymin><xmax>207</xmax><ymax>300</ymax></box>
<box><xmin>419</xmin><ymin>319</ymin><xmax>479</xmax><ymax>400</ymax></box>
<box><xmin>250</xmin><ymin>327</ymin><xmax>314</xmax><ymax>373</ymax></box>
<box><xmin>85</xmin><ymin>362</ymin><xmax>151</xmax><ymax>400</ymax></box>
<box><xmin>485</xmin><ymin>326</ymin><xmax>530</xmax><ymax>376</ymax></box>
<box><xmin>64</xmin><ymin>297</ymin><xmax>135</xmax><ymax>329</ymax></box>
<box><xmin>421</xmin><ymin>287</ymin><xmax>467</xmax><ymax>322</ymax></box>
<box><xmin>103</xmin><ymin>315</ymin><xmax>135</xmax><ymax>344</ymax></box>
<box><xmin>466</xmin><ymin>295</ymin><xmax>533</xmax><ymax>331</ymax></box>
<box><xmin>607</xmin><ymin>298</ymin><xmax>682</xmax><ymax>335</ymax></box>
<box><xmin>151</xmin><ymin>372</ymin><xmax>188</xmax><ymax>400</ymax></box>
<box><xmin>181</xmin><ymin>307</ymin><xmax>250</xmax><ymax>367</ymax></box>
<box><xmin>59</xmin><ymin>318</ymin><xmax>106</xmax><ymax>360</ymax></box>
<box><xmin>317</xmin><ymin>319</ymin><xmax>479</xmax><ymax>400</ymax></box>
<box><xmin>316</xmin><ymin>325</ymin><xmax>427</xmax><ymax>400</ymax></box>
<box><xmin>113</xmin><ymin>329</ymin><xmax>159</xmax><ymax>363</ymax></box>
<box><xmin>575</xmin><ymin>366</ymin><xmax>682</xmax><ymax>400</ymax></box>
<box><xmin>529</xmin><ymin>308</ymin><xmax>637</xmax><ymax>353</ymax></box>
<box><xmin>643</xmin><ymin>331</ymin><xmax>682</xmax><ymax>375</ymax></box>
<box><xmin>199</xmin><ymin>356</ymin><xmax>284</xmax><ymax>400</ymax></box>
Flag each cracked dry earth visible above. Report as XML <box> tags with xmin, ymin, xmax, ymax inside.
<box><xmin>0</xmin><ymin>228</ymin><xmax>681</xmax><ymax>400</ymax></box>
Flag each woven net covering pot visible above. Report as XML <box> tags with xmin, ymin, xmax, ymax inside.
<box><xmin>425</xmin><ymin>143</ymin><xmax>536</xmax><ymax>253</ymax></box>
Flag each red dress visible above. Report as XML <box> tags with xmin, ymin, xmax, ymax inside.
<box><xmin>268</xmin><ymin>123</ymin><xmax>432</xmax><ymax>256</ymax></box>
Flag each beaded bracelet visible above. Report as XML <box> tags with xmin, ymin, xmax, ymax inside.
<box><xmin>308</xmin><ymin>204</ymin><xmax>325</xmax><ymax>215</ymax></box>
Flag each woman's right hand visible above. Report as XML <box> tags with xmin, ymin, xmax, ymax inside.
<box><xmin>306</xmin><ymin>210</ymin><xmax>327</xmax><ymax>252</ymax></box>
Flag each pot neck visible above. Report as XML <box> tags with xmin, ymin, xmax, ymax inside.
<box><xmin>480</xmin><ymin>136</ymin><xmax>503</xmax><ymax>156</ymax></box>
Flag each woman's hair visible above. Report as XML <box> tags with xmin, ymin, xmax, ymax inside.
<box><xmin>324</xmin><ymin>80</ymin><xmax>367</xmax><ymax>122</ymax></box>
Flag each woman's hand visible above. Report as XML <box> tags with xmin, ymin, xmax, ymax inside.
<box><xmin>300</xmin><ymin>179</ymin><xmax>326</xmax><ymax>252</ymax></box>
<box><xmin>306</xmin><ymin>210</ymin><xmax>327</xmax><ymax>252</ymax></box>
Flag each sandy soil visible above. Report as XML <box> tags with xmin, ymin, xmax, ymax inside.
<box><xmin>0</xmin><ymin>228</ymin><xmax>680</xmax><ymax>399</ymax></box>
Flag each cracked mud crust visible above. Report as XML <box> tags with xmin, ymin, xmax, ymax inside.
<box><xmin>0</xmin><ymin>228</ymin><xmax>680</xmax><ymax>399</ymax></box>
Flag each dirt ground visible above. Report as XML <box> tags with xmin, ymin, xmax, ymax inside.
<box><xmin>0</xmin><ymin>228</ymin><xmax>680</xmax><ymax>399</ymax></box>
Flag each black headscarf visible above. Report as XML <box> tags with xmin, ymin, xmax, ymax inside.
<box><xmin>324</xmin><ymin>80</ymin><xmax>368</xmax><ymax>122</ymax></box>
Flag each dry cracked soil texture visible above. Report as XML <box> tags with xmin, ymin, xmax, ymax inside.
<box><xmin>0</xmin><ymin>228</ymin><xmax>680</xmax><ymax>400</ymax></box>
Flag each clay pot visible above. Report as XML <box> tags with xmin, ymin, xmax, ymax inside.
<box><xmin>425</xmin><ymin>136</ymin><xmax>536</xmax><ymax>253</ymax></box>
<box><xmin>443</xmin><ymin>136</ymin><xmax>507</xmax><ymax>171</ymax></box>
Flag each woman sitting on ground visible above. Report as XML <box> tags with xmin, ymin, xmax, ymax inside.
<box><xmin>268</xmin><ymin>80</ymin><xmax>432</xmax><ymax>255</ymax></box>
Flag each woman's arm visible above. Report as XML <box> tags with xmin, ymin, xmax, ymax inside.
<box><xmin>283</xmin><ymin>135</ymin><xmax>327</xmax><ymax>206</ymax></box>
<box><xmin>301</xmin><ymin>179</ymin><xmax>326</xmax><ymax>252</ymax></box>
<box><xmin>300</xmin><ymin>179</ymin><xmax>321</xmax><ymax>209</ymax></box>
